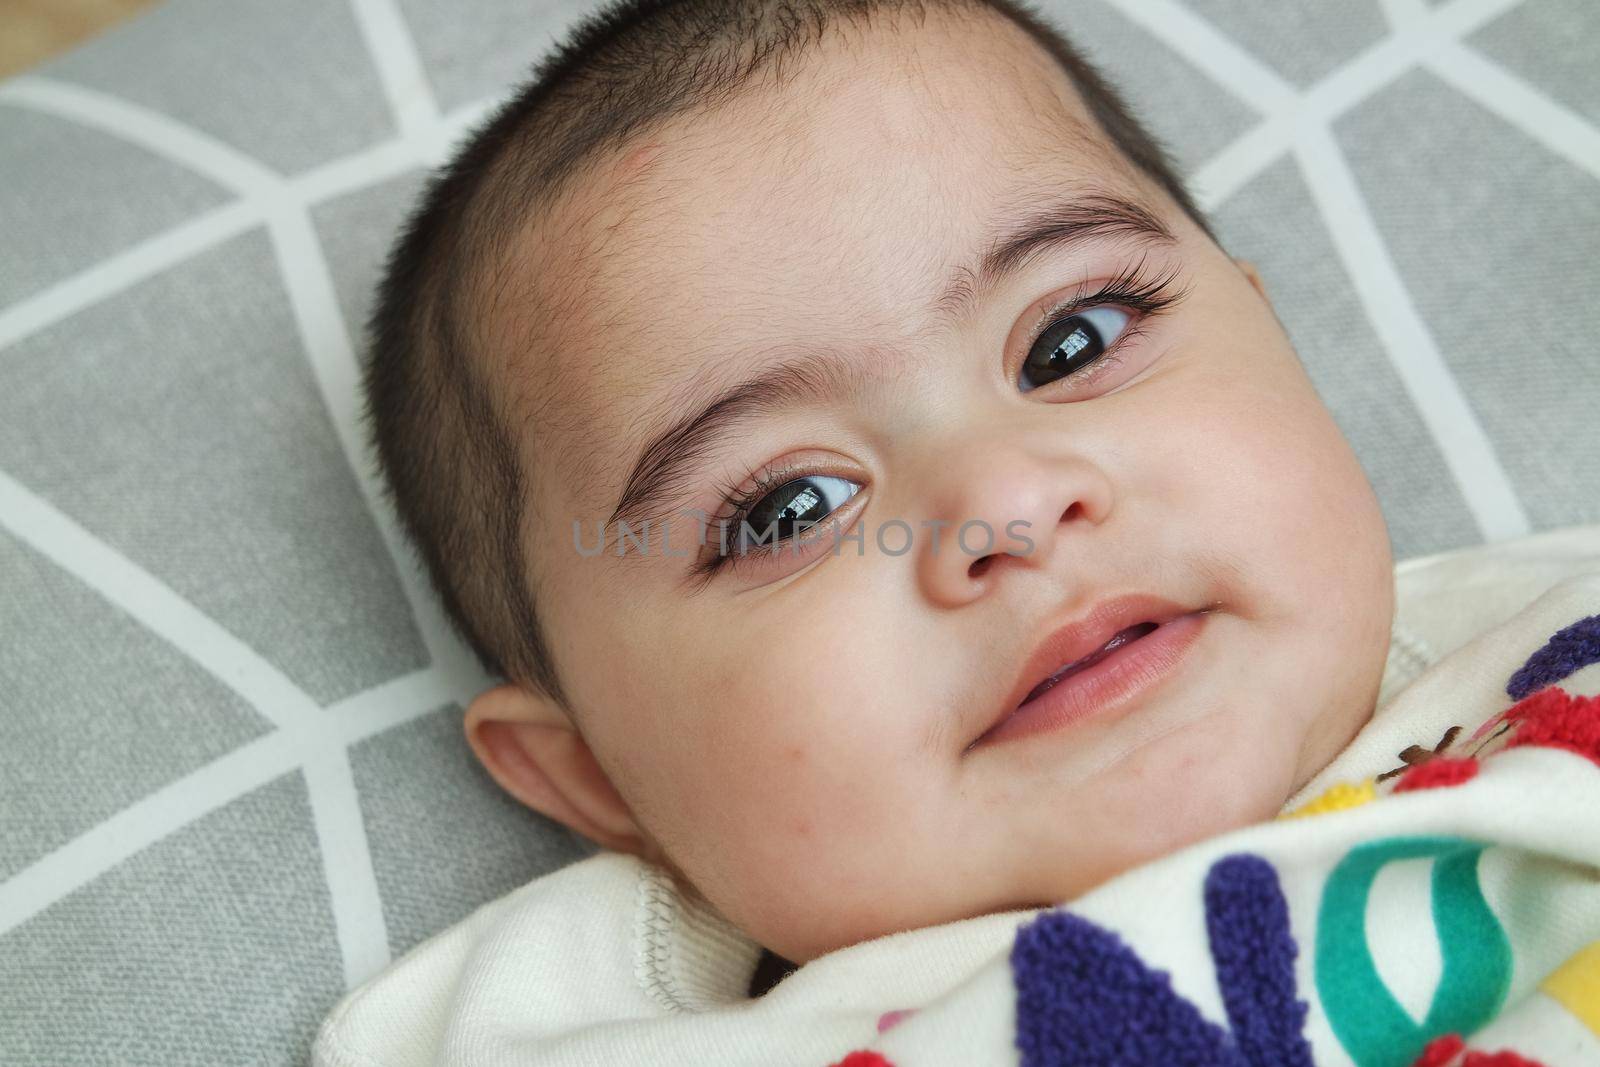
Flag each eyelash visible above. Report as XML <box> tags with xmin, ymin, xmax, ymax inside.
<box><xmin>694</xmin><ymin>260</ymin><xmax>1188</xmax><ymax>578</ymax></box>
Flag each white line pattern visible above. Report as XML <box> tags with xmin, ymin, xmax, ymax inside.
<box><xmin>1138</xmin><ymin>0</ymin><xmax>1536</xmax><ymax>541</ymax></box>
<box><xmin>1425</xmin><ymin>43</ymin><xmax>1600</xmax><ymax>182</ymax></box>
<box><xmin>1294</xmin><ymin>128</ymin><xmax>1532</xmax><ymax>541</ymax></box>
<box><xmin>0</xmin><ymin>0</ymin><xmax>493</xmax><ymax>992</ymax></box>
<box><xmin>1</xmin><ymin>0</ymin><xmax>1595</xmax><ymax>1012</ymax></box>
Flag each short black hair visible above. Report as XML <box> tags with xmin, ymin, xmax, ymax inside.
<box><xmin>360</xmin><ymin>0</ymin><xmax>1211</xmax><ymax>718</ymax></box>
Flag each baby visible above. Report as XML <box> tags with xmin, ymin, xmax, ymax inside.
<box><xmin>367</xmin><ymin>0</ymin><xmax>1396</xmax><ymax>963</ymax></box>
<box><xmin>321</xmin><ymin>0</ymin><xmax>1600</xmax><ymax>1064</ymax></box>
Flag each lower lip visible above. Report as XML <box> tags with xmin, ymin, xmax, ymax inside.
<box><xmin>973</xmin><ymin>610</ymin><xmax>1210</xmax><ymax>749</ymax></box>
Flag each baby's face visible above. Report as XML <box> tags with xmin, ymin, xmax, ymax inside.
<box><xmin>497</xmin><ymin>9</ymin><xmax>1394</xmax><ymax>964</ymax></box>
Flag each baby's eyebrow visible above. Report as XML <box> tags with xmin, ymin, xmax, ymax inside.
<box><xmin>604</xmin><ymin>190</ymin><xmax>1175</xmax><ymax>532</ymax></box>
<box><xmin>932</xmin><ymin>190</ymin><xmax>1175</xmax><ymax>326</ymax></box>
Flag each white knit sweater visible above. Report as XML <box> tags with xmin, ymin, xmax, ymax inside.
<box><xmin>314</xmin><ymin>524</ymin><xmax>1600</xmax><ymax>1067</ymax></box>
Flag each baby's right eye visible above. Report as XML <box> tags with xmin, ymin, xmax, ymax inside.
<box><xmin>724</xmin><ymin>474</ymin><xmax>862</xmax><ymax>560</ymax></box>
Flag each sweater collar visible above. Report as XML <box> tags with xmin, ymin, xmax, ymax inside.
<box><xmin>633</xmin><ymin>857</ymin><xmax>764</xmax><ymax>1013</ymax></box>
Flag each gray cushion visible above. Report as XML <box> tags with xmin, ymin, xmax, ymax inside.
<box><xmin>2</xmin><ymin>0</ymin><xmax>1597</xmax><ymax>1062</ymax></box>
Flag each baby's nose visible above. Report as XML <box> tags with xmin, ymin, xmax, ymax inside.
<box><xmin>910</xmin><ymin>437</ymin><xmax>1114</xmax><ymax>608</ymax></box>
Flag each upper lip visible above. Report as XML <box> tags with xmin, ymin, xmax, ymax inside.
<box><xmin>969</xmin><ymin>593</ymin><xmax>1204</xmax><ymax>750</ymax></box>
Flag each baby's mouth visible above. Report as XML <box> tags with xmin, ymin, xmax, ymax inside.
<box><xmin>1015</xmin><ymin>622</ymin><xmax>1161</xmax><ymax>708</ymax></box>
<box><xmin>968</xmin><ymin>593</ymin><xmax>1212</xmax><ymax>752</ymax></box>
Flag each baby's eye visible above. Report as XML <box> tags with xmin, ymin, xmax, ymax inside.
<box><xmin>730</xmin><ymin>475</ymin><xmax>861</xmax><ymax>555</ymax></box>
<box><xmin>1017</xmin><ymin>305</ymin><xmax>1131</xmax><ymax>393</ymax></box>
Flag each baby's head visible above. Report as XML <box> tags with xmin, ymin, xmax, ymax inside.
<box><xmin>362</xmin><ymin>0</ymin><xmax>1396</xmax><ymax>966</ymax></box>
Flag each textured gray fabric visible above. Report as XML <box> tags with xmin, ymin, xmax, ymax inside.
<box><xmin>396</xmin><ymin>0</ymin><xmax>594</xmax><ymax>113</ymax></box>
<box><xmin>0</xmin><ymin>108</ymin><xmax>230</xmax><ymax>307</ymax></box>
<box><xmin>350</xmin><ymin>705</ymin><xmax>597</xmax><ymax>957</ymax></box>
<box><xmin>1208</xmin><ymin>156</ymin><xmax>1483</xmax><ymax>562</ymax></box>
<box><xmin>1043</xmin><ymin>0</ymin><xmax>1261</xmax><ymax>174</ymax></box>
<box><xmin>1470</xmin><ymin>0</ymin><xmax>1600</xmax><ymax>127</ymax></box>
<box><xmin>0</xmin><ymin>229</ymin><xmax>428</xmax><ymax>705</ymax></box>
<box><xmin>3</xmin><ymin>0</ymin><xmax>1598</xmax><ymax>1063</ymax></box>
<box><xmin>312</xmin><ymin>170</ymin><xmax>431</xmax><ymax>347</ymax></box>
<box><xmin>0</xmin><ymin>774</ymin><xmax>344</xmax><ymax>1066</ymax></box>
<box><xmin>1179</xmin><ymin>0</ymin><xmax>1392</xmax><ymax>87</ymax></box>
<box><xmin>41</xmin><ymin>0</ymin><xmax>395</xmax><ymax>174</ymax></box>
<box><xmin>1337</xmin><ymin>68</ymin><xmax>1600</xmax><ymax>531</ymax></box>
<box><xmin>0</xmin><ymin>527</ymin><xmax>269</xmax><ymax>881</ymax></box>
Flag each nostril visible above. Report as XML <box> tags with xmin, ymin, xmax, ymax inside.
<box><xmin>1062</xmin><ymin>501</ymin><xmax>1085</xmax><ymax>523</ymax></box>
<box><xmin>969</xmin><ymin>554</ymin><xmax>997</xmax><ymax>579</ymax></box>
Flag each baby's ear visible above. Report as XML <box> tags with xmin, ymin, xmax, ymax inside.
<box><xmin>464</xmin><ymin>684</ymin><xmax>655</xmax><ymax>858</ymax></box>
<box><xmin>1234</xmin><ymin>258</ymin><xmax>1269</xmax><ymax>300</ymax></box>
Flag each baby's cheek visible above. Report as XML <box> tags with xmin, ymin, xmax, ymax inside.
<box><xmin>1220</xmin><ymin>371</ymin><xmax>1392</xmax><ymax>691</ymax></box>
<box><xmin>1180</xmin><ymin>352</ymin><xmax>1382</xmax><ymax>636</ymax></box>
<box><xmin>1234</xmin><ymin>358</ymin><xmax>1378</xmax><ymax>549</ymax></box>
<box><xmin>689</xmin><ymin>732</ymin><xmax>944</xmax><ymax>961</ymax></box>
<box><xmin>1138</xmin><ymin>713</ymin><xmax>1292</xmax><ymax>830</ymax></box>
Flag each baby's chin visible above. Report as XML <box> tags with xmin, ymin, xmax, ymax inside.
<box><xmin>763</xmin><ymin>762</ymin><xmax>1293</xmax><ymax>965</ymax></box>
<box><xmin>758</xmin><ymin>795</ymin><xmax>1282</xmax><ymax>965</ymax></box>
<box><xmin>925</xmin><ymin>789</ymin><xmax>1288</xmax><ymax>936</ymax></box>
<box><xmin>989</xmin><ymin>693</ymin><xmax>1311</xmax><ymax>908</ymax></box>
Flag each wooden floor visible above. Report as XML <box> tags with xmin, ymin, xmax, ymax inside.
<box><xmin>0</xmin><ymin>0</ymin><xmax>161</xmax><ymax>79</ymax></box>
